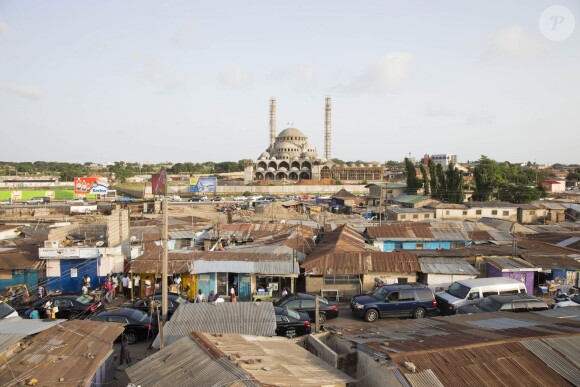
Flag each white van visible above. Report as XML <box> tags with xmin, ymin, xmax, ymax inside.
<box><xmin>435</xmin><ymin>278</ymin><xmax>527</xmax><ymax>315</ymax></box>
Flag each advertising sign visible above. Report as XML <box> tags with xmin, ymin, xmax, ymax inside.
<box><xmin>151</xmin><ymin>170</ymin><xmax>168</xmax><ymax>196</ymax></box>
<box><xmin>189</xmin><ymin>177</ymin><xmax>217</xmax><ymax>193</ymax></box>
<box><xmin>74</xmin><ymin>177</ymin><xmax>109</xmax><ymax>194</ymax></box>
<box><xmin>11</xmin><ymin>191</ymin><xmax>22</xmax><ymax>200</ymax></box>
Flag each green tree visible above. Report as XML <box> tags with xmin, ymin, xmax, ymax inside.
<box><xmin>419</xmin><ymin>164</ymin><xmax>429</xmax><ymax>195</ymax></box>
<box><xmin>428</xmin><ymin>158</ymin><xmax>439</xmax><ymax>198</ymax></box>
<box><xmin>404</xmin><ymin>158</ymin><xmax>423</xmax><ymax>194</ymax></box>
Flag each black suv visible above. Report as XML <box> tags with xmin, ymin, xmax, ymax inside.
<box><xmin>273</xmin><ymin>293</ymin><xmax>339</xmax><ymax>323</ymax></box>
<box><xmin>456</xmin><ymin>294</ymin><xmax>549</xmax><ymax>315</ymax></box>
<box><xmin>350</xmin><ymin>283</ymin><xmax>437</xmax><ymax>322</ymax></box>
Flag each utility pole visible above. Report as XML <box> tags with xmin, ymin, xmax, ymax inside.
<box><xmin>159</xmin><ymin>198</ymin><xmax>169</xmax><ymax>349</ymax></box>
<box><xmin>314</xmin><ymin>294</ymin><xmax>320</xmax><ymax>333</ymax></box>
<box><xmin>379</xmin><ymin>186</ymin><xmax>383</xmax><ymax>226</ymax></box>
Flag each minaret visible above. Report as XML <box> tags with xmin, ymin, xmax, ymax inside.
<box><xmin>269</xmin><ymin>97</ymin><xmax>276</xmax><ymax>149</ymax></box>
<box><xmin>324</xmin><ymin>96</ymin><xmax>331</xmax><ymax>160</ymax></box>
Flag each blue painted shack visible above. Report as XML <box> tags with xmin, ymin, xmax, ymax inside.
<box><xmin>365</xmin><ymin>222</ymin><xmax>471</xmax><ymax>252</ymax></box>
<box><xmin>0</xmin><ymin>239</ymin><xmax>44</xmax><ymax>292</ymax></box>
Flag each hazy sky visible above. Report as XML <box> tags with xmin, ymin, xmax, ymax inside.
<box><xmin>1</xmin><ymin>1</ymin><xmax>579</xmax><ymax>164</ymax></box>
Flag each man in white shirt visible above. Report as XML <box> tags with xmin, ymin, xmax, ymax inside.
<box><xmin>122</xmin><ymin>275</ymin><xmax>130</xmax><ymax>299</ymax></box>
<box><xmin>194</xmin><ymin>289</ymin><xmax>206</xmax><ymax>303</ymax></box>
<box><xmin>112</xmin><ymin>275</ymin><xmax>119</xmax><ymax>299</ymax></box>
<box><xmin>133</xmin><ymin>274</ymin><xmax>141</xmax><ymax>298</ymax></box>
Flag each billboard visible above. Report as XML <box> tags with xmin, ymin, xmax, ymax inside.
<box><xmin>74</xmin><ymin>177</ymin><xmax>109</xmax><ymax>194</ymax></box>
<box><xmin>151</xmin><ymin>170</ymin><xmax>168</xmax><ymax>196</ymax></box>
<box><xmin>189</xmin><ymin>176</ymin><xmax>217</xmax><ymax>193</ymax></box>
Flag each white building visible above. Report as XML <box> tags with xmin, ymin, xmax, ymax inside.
<box><xmin>427</xmin><ymin>154</ymin><xmax>457</xmax><ymax>169</ymax></box>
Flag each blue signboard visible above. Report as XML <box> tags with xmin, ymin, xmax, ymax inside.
<box><xmin>189</xmin><ymin>177</ymin><xmax>217</xmax><ymax>193</ymax></box>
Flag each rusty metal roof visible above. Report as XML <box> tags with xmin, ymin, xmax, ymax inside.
<box><xmin>127</xmin><ymin>334</ymin><xmax>258</xmax><ymax>387</ymax></box>
<box><xmin>521</xmin><ymin>254</ymin><xmax>580</xmax><ymax>270</ymax></box>
<box><xmin>301</xmin><ymin>251</ymin><xmax>420</xmax><ymax>275</ymax></box>
<box><xmin>306</xmin><ymin>224</ymin><xmax>368</xmax><ymax>262</ymax></box>
<box><xmin>0</xmin><ymin>320</ymin><xmax>125</xmax><ymax>387</ymax></box>
<box><xmin>366</xmin><ymin>222</ymin><xmax>475</xmax><ymax>241</ymax></box>
<box><xmin>484</xmin><ymin>257</ymin><xmax>541</xmax><ymax>271</ymax></box>
<box><xmin>418</xmin><ymin>257</ymin><xmax>480</xmax><ymax>275</ymax></box>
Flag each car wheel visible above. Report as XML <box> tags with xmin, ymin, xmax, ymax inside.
<box><xmin>413</xmin><ymin>307</ymin><xmax>426</xmax><ymax>319</ymax></box>
<box><xmin>364</xmin><ymin>309</ymin><xmax>378</xmax><ymax>323</ymax></box>
<box><xmin>125</xmin><ymin>331</ymin><xmax>137</xmax><ymax>345</ymax></box>
<box><xmin>318</xmin><ymin>313</ymin><xmax>327</xmax><ymax>324</ymax></box>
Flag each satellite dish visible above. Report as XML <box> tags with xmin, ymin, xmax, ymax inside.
<box><xmin>95</xmin><ymin>241</ymin><xmax>105</xmax><ymax>247</ymax></box>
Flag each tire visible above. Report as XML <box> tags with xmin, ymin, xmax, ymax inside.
<box><xmin>413</xmin><ymin>307</ymin><xmax>426</xmax><ymax>319</ymax></box>
<box><xmin>125</xmin><ymin>331</ymin><xmax>137</xmax><ymax>345</ymax></box>
<box><xmin>318</xmin><ymin>313</ymin><xmax>327</xmax><ymax>324</ymax></box>
<box><xmin>364</xmin><ymin>309</ymin><xmax>379</xmax><ymax>323</ymax></box>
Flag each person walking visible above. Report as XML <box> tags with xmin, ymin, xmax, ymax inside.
<box><xmin>36</xmin><ymin>280</ymin><xmax>45</xmax><ymax>300</ymax></box>
<box><xmin>144</xmin><ymin>276</ymin><xmax>152</xmax><ymax>297</ymax></box>
<box><xmin>194</xmin><ymin>289</ymin><xmax>206</xmax><ymax>303</ymax></box>
<box><xmin>111</xmin><ymin>274</ymin><xmax>118</xmax><ymax>299</ymax></box>
<box><xmin>133</xmin><ymin>274</ymin><xmax>141</xmax><ymax>299</ymax></box>
<box><xmin>230</xmin><ymin>286</ymin><xmax>237</xmax><ymax>302</ymax></box>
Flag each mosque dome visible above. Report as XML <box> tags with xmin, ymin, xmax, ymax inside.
<box><xmin>278</xmin><ymin>127</ymin><xmax>306</xmax><ymax>139</ymax></box>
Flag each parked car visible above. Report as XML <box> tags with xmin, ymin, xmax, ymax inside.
<box><xmin>89</xmin><ymin>308</ymin><xmax>157</xmax><ymax>344</ymax></box>
<box><xmin>351</xmin><ymin>283</ymin><xmax>437</xmax><ymax>322</ymax></box>
<box><xmin>552</xmin><ymin>293</ymin><xmax>580</xmax><ymax>308</ymax></box>
<box><xmin>0</xmin><ymin>301</ymin><xmax>19</xmax><ymax>319</ymax></box>
<box><xmin>275</xmin><ymin>306</ymin><xmax>311</xmax><ymax>337</ymax></box>
<box><xmin>17</xmin><ymin>294</ymin><xmax>104</xmax><ymax>320</ymax></box>
<box><xmin>435</xmin><ymin>278</ymin><xmax>528</xmax><ymax>315</ymax></box>
<box><xmin>0</xmin><ymin>199</ymin><xmax>13</xmax><ymax>205</ymax></box>
<box><xmin>211</xmin><ymin>196</ymin><xmax>225</xmax><ymax>202</ymax></box>
<box><xmin>456</xmin><ymin>294</ymin><xmax>549</xmax><ymax>315</ymax></box>
<box><xmin>129</xmin><ymin>294</ymin><xmax>187</xmax><ymax>318</ymax></box>
<box><xmin>189</xmin><ymin>195</ymin><xmax>208</xmax><ymax>202</ymax></box>
<box><xmin>273</xmin><ymin>293</ymin><xmax>339</xmax><ymax>323</ymax></box>
<box><xmin>23</xmin><ymin>197</ymin><xmax>49</xmax><ymax>205</ymax></box>
<box><xmin>233</xmin><ymin>196</ymin><xmax>247</xmax><ymax>201</ymax></box>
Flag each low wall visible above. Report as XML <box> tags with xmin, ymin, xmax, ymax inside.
<box><xmin>305</xmin><ymin>335</ymin><xmax>339</xmax><ymax>368</ymax></box>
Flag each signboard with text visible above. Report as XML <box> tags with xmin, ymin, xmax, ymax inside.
<box><xmin>74</xmin><ymin>177</ymin><xmax>109</xmax><ymax>195</ymax></box>
<box><xmin>189</xmin><ymin>177</ymin><xmax>217</xmax><ymax>193</ymax></box>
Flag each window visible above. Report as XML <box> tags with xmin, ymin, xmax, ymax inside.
<box><xmin>469</xmin><ymin>291</ymin><xmax>480</xmax><ymax>300</ymax></box>
<box><xmin>55</xmin><ymin>299</ymin><xmax>73</xmax><ymax>308</ymax></box>
<box><xmin>285</xmin><ymin>300</ymin><xmax>301</xmax><ymax>309</ymax></box>
<box><xmin>276</xmin><ymin>315</ymin><xmax>289</xmax><ymax>323</ymax></box>
<box><xmin>424</xmin><ymin>214</ymin><xmax>430</xmax><ymax>218</ymax></box>
<box><xmin>302</xmin><ymin>300</ymin><xmax>315</xmax><ymax>308</ymax></box>
<box><xmin>397</xmin><ymin>277</ymin><xmax>408</xmax><ymax>284</ymax></box>
<box><xmin>412</xmin><ymin>214</ymin><xmax>418</xmax><ymax>219</ymax></box>
<box><xmin>530</xmin><ymin>210</ymin><xmax>536</xmax><ymax>215</ymax></box>
<box><xmin>109</xmin><ymin>316</ymin><xmax>128</xmax><ymax>323</ymax></box>
<box><xmin>463</xmin><ymin>210</ymin><xmax>468</xmax><ymax>215</ymax></box>
<box><xmin>446</xmin><ymin>210</ymin><xmax>450</xmax><ymax>215</ymax></box>
<box><xmin>491</xmin><ymin>210</ymin><xmax>498</xmax><ymax>215</ymax></box>
<box><xmin>482</xmin><ymin>290</ymin><xmax>497</xmax><ymax>298</ymax></box>
<box><xmin>400</xmin><ymin>215</ymin><xmax>406</xmax><ymax>219</ymax></box>
<box><xmin>399</xmin><ymin>290</ymin><xmax>415</xmax><ymax>301</ymax></box>
<box><xmin>324</xmin><ymin>275</ymin><xmax>359</xmax><ymax>285</ymax></box>
<box><xmin>387</xmin><ymin>292</ymin><xmax>399</xmax><ymax>301</ymax></box>
<box><xmin>416</xmin><ymin>243</ymin><xmax>423</xmax><ymax>250</ymax></box>
<box><xmin>500</xmin><ymin>289</ymin><xmax>519</xmax><ymax>296</ymax></box>
<box><xmin>476</xmin><ymin>210</ymin><xmax>482</xmax><ymax>215</ymax></box>
<box><xmin>503</xmin><ymin>211</ymin><xmax>509</xmax><ymax>216</ymax></box>
<box><xmin>217</xmin><ymin>273</ymin><xmax>228</xmax><ymax>296</ymax></box>
<box><xmin>415</xmin><ymin>289</ymin><xmax>434</xmax><ymax>302</ymax></box>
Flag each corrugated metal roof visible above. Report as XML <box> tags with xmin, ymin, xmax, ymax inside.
<box><xmin>168</xmin><ymin>230</ymin><xmax>199</xmax><ymax>239</ymax></box>
<box><xmin>152</xmin><ymin>302</ymin><xmax>277</xmax><ymax>348</ymax></box>
<box><xmin>193</xmin><ymin>260</ymin><xmax>298</xmax><ymax>275</ymax></box>
<box><xmin>392</xmin><ymin>195</ymin><xmax>431</xmax><ymax>204</ymax></box>
<box><xmin>203</xmin><ymin>333</ymin><xmax>354</xmax><ymax>386</ymax></box>
<box><xmin>127</xmin><ymin>335</ymin><xmax>257</xmax><ymax>387</ymax></box>
<box><xmin>0</xmin><ymin>333</ymin><xmax>25</xmax><ymax>353</ymax></box>
<box><xmin>388</xmin><ymin>207</ymin><xmax>435</xmax><ymax>213</ymax></box>
<box><xmin>391</xmin><ymin>341</ymin><xmax>571</xmax><ymax>387</ymax></box>
<box><xmin>467</xmin><ymin>201</ymin><xmax>519</xmax><ymax>208</ymax></box>
<box><xmin>556</xmin><ymin>236</ymin><xmax>580</xmax><ymax>248</ymax></box>
<box><xmin>301</xmin><ymin>251</ymin><xmax>420</xmax><ymax>275</ymax></box>
<box><xmin>403</xmin><ymin>369</ymin><xmax>445</xmax><ymax>387</ymax></box>
<box><xmin>418</xmin><ymin>257</ymin><xmax>480</xmax><ymax>275</ymax></box>
<box><xmin>484</xmin><ymin>257</ymin><xmax>540</xmax><ymax>271</ymax></box>
<box><xmin>521</xmin><ymin>339</ymin><xmax>580</xmax><ymax>386</ymax></box>
<box><xmin>0</xmin><ymin>320</ymin><xmax>125</xmax><ymax>386</ymax></box>
<box><xmin>543</xmin><ymin>336</ymin><xmax>580</xmax><ymax>369</ymax></box>
<box><xmin>521</xmin><ymin>254</ymin><xmax>580</xmax><ymax>270</ymax></box>
<box><xmin>467</xmin><ymin>317</ymin><xmax>542</xmax><ymax>330</ymax></box>
<box><xmin>0</xmin><ymin>317</ymin><xmax>65</xmax><ymax>336</ymax></box>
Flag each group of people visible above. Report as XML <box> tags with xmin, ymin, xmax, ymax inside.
<box><xmin>193</xmin><ymin>286</ymin><xmax>237</xmax><ymax>303</ymax></box>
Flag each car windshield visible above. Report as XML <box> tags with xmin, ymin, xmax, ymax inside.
<box><xmin>75</xmin><ymin>295</ymin><xmax>94</xmax><ymax>305</ymax></box>
<box><xmin>285</xmin><ymin>308</ymin><xmax>301</xmax><ymax>320</ymax></box>
<box><xmin>372</xmin><ymin>287</ymin><xmax>389</xmax><ymax>300</ymax></box>
<box><xmin>447</xmin><ymin>283</ymin><xmax>470</xmax><ymax>299</ymax></box>
<box><xmin>173</xmin><ymin>296</ymin><xmax>186</xmax><ymax>304</ymax></box>
<box><xmin>127</xmin><ymin>309</ymin><xmax>149</xmax><ymax>323</ymax></box>
<box><xmin>0</xmin><ymin>302</ymin><xmax>16</xmax><ymax>318</ymax></box>
<box><xmin>478</xmin><ymin>298</ymin><xmax>503</xmax><ymax>312</ymax></box>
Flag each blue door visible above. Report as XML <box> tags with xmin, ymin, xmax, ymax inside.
<box><xmin>238</xmin><ymin>275</ymin><xmax>251</xmax><ymax>301</ymax></box>
<box><xmin>50</xmin><ymin>259</ymin><xmax>98</xmax><ymax>293</ymax></box>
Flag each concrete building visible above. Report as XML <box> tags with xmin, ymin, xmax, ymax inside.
<box><xmin>386</xmin><ymin>207</ymin><xmax>435</xmax><ymax>221</ymax></box>
<box><xmin>540</xmin><ymin>179</ymin><xmax>566</xmax><ymax>193</ymax></box>
<box><xmin>246</xmin><ymin>98</ymin><xmax>384</xmax><ymax>182</ymax></box>
<box><xmin>424</xmin><ymin>153</ymin><xmax>457</xmax><ymax>169</ymax></box>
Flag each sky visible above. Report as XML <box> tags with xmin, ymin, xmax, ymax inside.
<box><xmin>0</xmin><ymin>0</ymin><xmax>579</xmax><ymax>165</ymax></box>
